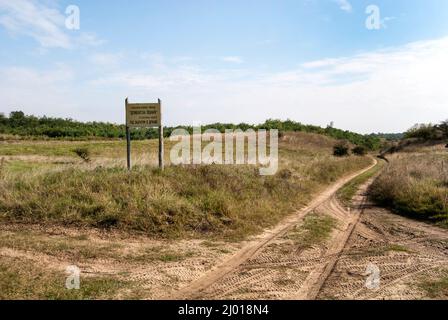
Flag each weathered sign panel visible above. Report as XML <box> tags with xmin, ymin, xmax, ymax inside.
<box><xmin>125</xmin><ymin>98</ymin><xmax>164</xmax><ymax>171</ymax></box>
<box><xmin>126</xmin><ymin>103</ymin><xmax>161</xmax><ymax>128</ymax></box>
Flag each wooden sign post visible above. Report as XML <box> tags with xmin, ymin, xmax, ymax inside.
<box><xmin>158</xmin><ymin>99</ymin><xmax>164</xmax><ymax>170</ymax></box>
<box><xmin>125</xmin><ymin>98</ymin><xmax>163</xmax><ymax>170</ymax></box>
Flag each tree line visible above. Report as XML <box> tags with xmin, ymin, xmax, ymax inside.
<box><xmin>404</xmin><ymin>120</ymin><xmax>448</xmax><ymax>141</ymax></box>
<box><xmin>0</xmin><ymin>111</ymin><xmax>382</xmax><ymax>150</ymax></box>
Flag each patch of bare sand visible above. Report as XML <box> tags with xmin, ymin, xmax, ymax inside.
<box><xmin>0</xmin><ymin>224</ymin><xmax>242</xmax><ymax>299</ymax></box>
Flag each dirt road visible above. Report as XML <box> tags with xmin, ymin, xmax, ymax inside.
<box><xmin>169</xmin><ymin>160</ymin><xmax>377</xmax><ymax>299</ymax></box>
<box><xmin>170</xmin><ymin>159</ymin><xmax>448</xmax><ymax>300</ymax></box>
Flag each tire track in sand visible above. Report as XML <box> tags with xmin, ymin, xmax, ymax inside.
<box><xmin>169</xmin><ymin>158</ymin><xmax>377</xmax><ymax>300</ymax></box>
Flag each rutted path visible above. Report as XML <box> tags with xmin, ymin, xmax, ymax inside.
<box><xmin>318</xmin><ymin>194</ymin><xmax>448</xmax><ymax>300</ymax></box>
<box><xmin>169</xmin><ymin>159</ymin><xmax>378</xmax><ymax>299</ymax></box>
<box><xmin>171</xmin><ymin>158</ymin><xmax>448</xmax><ymax>300</ymax></box>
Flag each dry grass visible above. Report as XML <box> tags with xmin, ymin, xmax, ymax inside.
<box><xmin>369</xmin><ymin>152</ymin><xmax>448</xmax><ymax>224</ymax></box>
<box><xmin>417</xmin><ymin>270</ymin><xmax>448</xmax><ymax>299</ymax></box>
<box><xmin>0</xmin><ymin>255</ymin><xmax>130</xmax><ymax>300</ymax></box>
<box><xmin>285</xmin><ymin>212</ymin><xmax>337</xmax><ymax>249</ymax></box>
<box><xmin>0</xmin><ymin>132</ymin><xmax>371</xmax><ymax>240</ymax></box>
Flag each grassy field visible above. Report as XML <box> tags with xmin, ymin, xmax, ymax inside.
<box><xmin>369</xmin><ymin>151</ymin><xmax>448</xmax><ymax>226</ymax></box>
<box><xmin>0</xmin><ymin>132</ymin><xmax>372</xmax><ymax>240</ymax></box>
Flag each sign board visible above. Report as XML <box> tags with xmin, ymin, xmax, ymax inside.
<box><xmin>125</xmin><ymin>98</ymin><xmax>164</xmax><ymax>171</ymax></box>
<box><xmin>126</xmin><ymin>102</ymin><xmax>161</xmax><ymax>128</ymax></box>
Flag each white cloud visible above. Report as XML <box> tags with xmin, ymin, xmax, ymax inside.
<box><xmin>0</xmin><ymin>0</ymin><xmax>103</xmax><ymax>49</ymax></box>
<box><xmin>0</xmin><ymin>64</ymin><xmax>78</xmax><ymax>116</ymax></box>
<box><xmin>87</xmin><ymin>37</ymin><xmax>448</xmax><ymax>133</ymax></box>
<box><xmin>2</xmin><ymin>37</ymin><xmax>448</xmax><ymax>133</ymax></box>
<box><xmin>333</xmin><ymin>0</ymin><xmax>352</xmax><ymax>13</ymax></box>
<box><xmin>221</xmin><ymin>56</ymin><xmax>244</xmax><ymax>64</ymax></box>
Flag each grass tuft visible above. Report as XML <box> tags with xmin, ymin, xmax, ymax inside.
<box><xmin>338</xmin><ymin>159</ymin><xmax>384</xmax><ymax>206</ymax></box>
<box><xmin>418</xmin><ymin>271</ymin><xmax>448</xmax><ymax>299</ymax></box>
<box><xmin>0</xmin><ymin>256</ymin><xmax>129</xmax><ymax>300</ymax></box>
<box><xmin>286</xmin><ymin>213</ymin><xmax>337</xmax><ymax>249</ymax></box>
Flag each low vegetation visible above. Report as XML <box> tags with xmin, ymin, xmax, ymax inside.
<box><xmin>286</xmin><ymin>213</ymin><xmax>337</xmax><ymax>249</ymax></box>
<box><xmin>369</xmin><ymin>153</ymin><xmax>448</xmax><ymax>225</ymax></box>
<box><xmin>338</xmin><ymin>160</ymin><xmax>385</xmax><ymax>206</ymax></box>
<box><xmin>417</xmin><ymin>271</ymin><xmax>448</xmax><ymax>299</ymax></box>
<box><xmin>0</xmin><ymin>132</ymin><xmax>372</xmax><ymax>240</ymax></box>
<box><xmin>0</xmin><ymin>163</ymin><xmax>364</xmax><ymax>240</ymax></box>
<box><xmin>0</xmin><ymin>256</ymin><xmax>129</xmax><ymax>300</ymax></box>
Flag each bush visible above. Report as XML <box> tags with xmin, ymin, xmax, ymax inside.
<box><xmin>352</xmin><ymin>146</ymin><xmax>367</xmax><ymax>156</ymax></box>
<box><xmin>333</xmin><ymin>143</ymin><xmax>349</xmax><ymax>157</ymax></box>
<box><xmin>73</xmin><ymin>148</ymin><xmax>91</xmax><ymax>163</ymax></box>
<box><xmin>405</xmin><ymin>123</ymin><xmax>445</xmax><ymax>140</ymax></box>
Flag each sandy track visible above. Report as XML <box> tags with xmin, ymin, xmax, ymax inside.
<box><xmin>171</xmin><ymin>158</ymin><xmax>448</xmax><ymax>300</ymax></box>
<box><xmin>318</xmin><ymin>202</ymin><xmax>448</xmax><ymax>300</ymax></box>
<box><xmin>169</xmin><ymin>159</ymin><xmax>377</xmax><ymax>300</ymax></box>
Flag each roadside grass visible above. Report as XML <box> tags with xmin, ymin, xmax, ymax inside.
<box><xmin>337</xmin><ymin>159</ymin><xmax>384</xmax><ymax>206</ymax></box>
<box><xmin>369</xmin><ymin>153</ymin><xmax>448</xmax><ymax>225</ymax></box>
<box><xmin>385</xmin><ymin>244</ymin><xmax>412</xmax><ymax>253</ymax></box>
<box><xmin>417</xmin><ymin>271</ymin><xmax>448</xmax><ymax>299</ymax></box>
<box><xmin>0</xmin><ymin>256</ymin><xmax>130</xmax><ymax>300</ymax></box>
<box><xmin>347</xmin><ymin>243</ymin><xmax>412</xmax><ymax>257</ymax></box>
<box><xmin>0</xmin><ymin>133</ymin><xmax>372</xmax><ymax>240</ymax></box>
<box><xmin>286</xmin><ymin>213</ymin><xmax>338</xmax><ymax>249</ymax></box>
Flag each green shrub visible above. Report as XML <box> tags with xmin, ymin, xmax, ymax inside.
<box><xmin>352</xmin><ymin>146</ymin><xmax>367</xmax><ymax>156</ymax></box>
<box><xmin>73</xmin><ymin>148</ymin><xmax>91</xmax><ymax>163</ymax></box>
<box><xmin>333</xmin><ymin>143</ymin><xmax>349</xmax><ymax>157</ymax></box>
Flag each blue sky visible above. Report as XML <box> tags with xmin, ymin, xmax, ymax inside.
<box><xmin>1</xmin><ymin>0</ymin><xmax>448</xmax><ymax>133</ymax></box>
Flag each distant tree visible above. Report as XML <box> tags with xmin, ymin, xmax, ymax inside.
<box><xmin>0</xmin><ymin>111</ymin><xmax>382</xmax><ymax>150</ymax></box>
<box><xmin>9</xmin><ymin>111</ymin><xmax>26</xmax><ymax>127</ymax></box>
